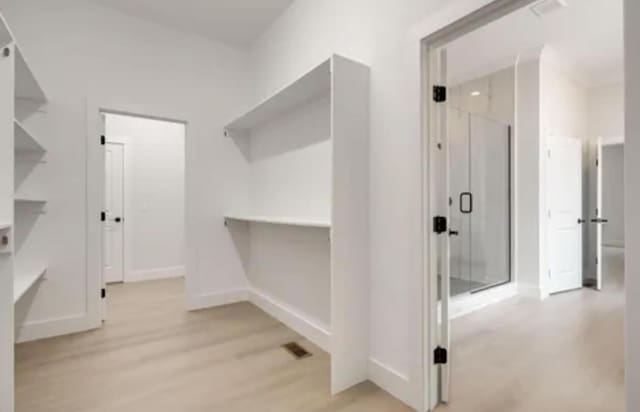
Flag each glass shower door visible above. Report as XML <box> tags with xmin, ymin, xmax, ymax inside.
<box><xmin>449</xmin><ymin>111</ymin><xmax>511</xmax><ymax>296</ymax></box>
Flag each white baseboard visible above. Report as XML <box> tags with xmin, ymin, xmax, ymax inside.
<box><xmin>249</xmin><ymin>288</ymin><xmax>331</xmax><ymax>352</ymax></box>
<box><xmin>451</xmin><ymin>282</ymin><xmax>518</xmax><ymax>319</ymax></box>
<box><xmin>186</xmin><ymin>289</ymin><xmax>249</xmax><ymax>311</ymax></box>
<box><xmin>126</xmin><ymin>265</ymin><xmax>185</xmax><ymax>283</ymax></box>
<box><xmin>16</xmin><ymin>313</ymin><xmax>97</xmax><ymax>343</ymax></box>
<box><xmin>368</xmin><ymin>358</ymin><xmax>415</xmax><ymax>409</ymax></box>
<box><xmin>518</xmin><ymin>283</ymin><xmax>548</xmax><ymax>300</ymax></box>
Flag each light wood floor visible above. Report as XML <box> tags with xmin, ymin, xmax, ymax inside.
<box><xmin>15</xmin><ymin>279</ymin><xmax>411</xmax><ymax>412</ymax></box>
<box><xmin>437</xmin><ymin>247</ymin><xmax>625</xmax><ymax>412</ymax></box>
<box><xmin>16</xmin><ymin>248</ymin><xmax>625</xmax><ymax>412</ymax></box>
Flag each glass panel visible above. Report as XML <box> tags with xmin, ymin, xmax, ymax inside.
<box><xmin>469</xmin><ymin>114</ymin><xmax>511</xmax><ymax>291</ymax></box>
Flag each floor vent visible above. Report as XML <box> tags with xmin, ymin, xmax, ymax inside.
<box><xmin>282</xmin><ymin>342</ymin><xmax>312</xmax><ymax>360</ymax></box>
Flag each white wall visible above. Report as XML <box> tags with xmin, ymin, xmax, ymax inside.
<box><xmin>589</xmin><ymin>84</ymin><xmax>625</xmax><ymax>139</ymax></box>
<box><xmin>626</xmin><ymin>3</ymin><xmax>640</xmax><ymax>410</ymax></box>
<box><xmin>602</xmin><ymin>144</ymin><xmax>625</xmax><ymax>247</ymax></box>
<box><xmin>105</xmin><ymin>114</ymin><xmax>186</xmax><ymax>282</ymax></box>
<box><xmin>2</xmin><ymin>0</ymin><xmax>252</xmax><ymax>342</ymax></box>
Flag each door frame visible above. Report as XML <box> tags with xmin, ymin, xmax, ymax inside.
<box><xmin>85</xmin><ymin>99</ymin><xmax>188</xmax><ymax>326</ymax></box>
<box><xmin>419</xmin><ymin>0</ymin><xmax>537</xmax><ymax>409</ymax></box>
<box><xmin>593</xmin><ymin>136</ymin><xmax>625</xmax><ymax>290</ymax></box>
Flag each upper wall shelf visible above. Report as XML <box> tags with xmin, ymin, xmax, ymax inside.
<box><xmin>14</xmin><ymin>119</ymin><xmax>45</xmax><ymax>152</ymax></box>
<box><xmin>0</xmin><ymin>15</ymin><xmax>12</xmax><ymax>49</ymax></box>
<box><xmin>15</xmin><ymin>195</ymin><xmax>47</xmax><ymax>204</ymax></box>
<box><xmin>15</xmin><ymin>45</ymin><xmax>47</xmax><ymax>104</ymax></box>
<box><xmin>14</xmin><ymin>266</ymin><xmax>46</xmax><ymax>303</ymax></box>
<box><xmin>225</xmin><ymin>214</ymin><xmax>331</xmax><ymax>229</ymax></box>
<box><xmin>224</xmin><ymin>59</ymin><xmax>331</xmax><ymax>136</ymax></box>
<box><xmin>0</xmin><ymin>223</ymin><xmax>10</xmax><ymax>231</ymax></box>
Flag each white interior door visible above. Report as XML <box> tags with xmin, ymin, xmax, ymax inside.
<box><xmin>104</xmin><ymin>142</ymin><xmax>125</xmax><ymax>284</ymax></box>
<box><xmin>547</xmin><ymin>135</ymin><xmax>583</xmax><ymax>294</ymax></box>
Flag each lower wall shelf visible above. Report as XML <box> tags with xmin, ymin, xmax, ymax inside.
<box><xmin>224</xmin><ymin>214</ymin><xmax>331</xmax><ymax>229</ymax></box>
<box><xmin>14</xmin><ymin>266</ymin><xmax>46</xmax><ymax>303</ymax></box>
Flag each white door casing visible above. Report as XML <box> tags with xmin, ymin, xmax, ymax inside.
<box><xmin>594</xmin><ymin>139</ymin><xmax>604</xmax><ymax>290</ymax></box>
<box><xmin>547</xmin><ymin>135</ymin><xmax>583</xmax><ymax>294</ymax></box>
<box><xmin>104</xmin><ymin>142</ymin><xmax>125</xmax><ymax>284</ymax></box>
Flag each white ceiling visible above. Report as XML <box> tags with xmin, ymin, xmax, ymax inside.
<box><xmin>93</xmin><ymin>0</ymin><xmax>295</xmax><ymax>48</ymax></box>
<box><xmin>447</xmin><ymin>0</ymin><xmax>624</xmax><ymax>87</ymax></box>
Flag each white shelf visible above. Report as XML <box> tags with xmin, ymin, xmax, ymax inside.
<box><xmin>224</xmin><ymin>59</ymin><xmax>331</xmax><ymax>135</ymax></box>
<box><xmin>14</xmin><ymin>266</ymin><xmax>46</xmax><ymax>303</ymax></box>
<box><xmin>0</xmin><ymin>223</ymin><xmax>10</xmax><ymax>231</ymax></box>
<box><xmin>225</xmin><ymin>214</ymin><xmax>331</xmax><ymax>229</ymax></box>
<box><xmin>0</xmin><ymin>14</ymin><xmax>12</xmax><ymax>48</ymax></box>
<box><xmin>15</xmin><ymin>45</ymin><xmax>47</xmax><ymax>104</ymax></box>
<box><xmin>15</xmin><ymin>195</ymin><xmax>47</xmax><ymax>204</ymax></box>
<box><xmin>14</xmin><ymin>119</ymin><xmax>45</xmax><ymax>152</ymax></box>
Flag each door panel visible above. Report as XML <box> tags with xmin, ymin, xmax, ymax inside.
<box><xmin>104</xmin><ymin>143</ymin><xmax>124</xmax><ymax>284</ymax></box>
<box><xmin>547</xmin><ymin>136</ymin><xmax>583</xmax><ymax>294</ymax></box>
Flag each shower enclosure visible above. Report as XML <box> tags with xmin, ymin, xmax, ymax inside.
<box><xmin>448</xmin><ymin>108</ymin><xmax>511</xmax><ymax>296</ymax></box>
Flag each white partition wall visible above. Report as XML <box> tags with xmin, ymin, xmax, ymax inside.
<box><xmin>0</xmin><ymin>12</ymin><xmax>48</xmax><ymax>411</ymax></box>
<box><xmin>224</xmin><ymin>55</ymin><xmax>370</xmax><ymax>394</ymax></box>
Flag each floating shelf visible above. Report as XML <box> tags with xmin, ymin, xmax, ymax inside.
<box><xmin>14</xmin><ymin>119</ymin><xmax>45</xmax><ymax>152</ymax></box>
<box><xmin>0</xmin><ymin>14</ymin><xmax>12</xmax><ymax>49</ymax></box>
<box><xmin>15</xmin><ymin>45</ymin><xmax>47</xmax><ymax>104</ymax></box>
<box><xmin>224</xmin><ymin>214</ymin><xmax>331</xmax><ymax>229</ymax></box>
<box><xmin>14</xmin><ymin>266</ymin><xmax>46</xmax><ymax>303</ymax></box>
<box><xmin>0</xmin><ymin>223</ymin><xmax>10</xmax><ymax>231</ymax></box>
<box><xmin>15</xmin><ymin>195</ymin><xmax>47</xmax><ymax>204</ymax></box>
<box><xmin>224</xmin><ymin>59</ymin><xmax>331</xmax><ymax>136</ymax></box>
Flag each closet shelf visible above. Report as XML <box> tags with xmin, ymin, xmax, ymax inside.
<box><xmin>15</xmin><ymin>195</ymin><xmax>47</xmax><ymax>204</ymax></box>
<box><xmin>14</xmin><ymin>119</ymin><xmax>46</xmax><ymax>152</ymax></box>
<box><xmin>224</xmin><ymin>214</ymin><xmax>331</xmax><ymax>229</ymax></box>
<box><xmin>14</xmin><ymin>266</ymin><xmax>46</xmax><ymax>303</ymax></box>
<box><xmin>224</xmin><ymin>59</ymin><xmax>331</xmax><ymax>136</ymax></box>
<box><xmin>15</xmin><ymin>44</ymin><xmax>48</xmax><ymax>104</ymax></box>
<box><xmin>0</xmin><ymin>223</ymin><xmax>10</xmax><ymax>231</ymax></box>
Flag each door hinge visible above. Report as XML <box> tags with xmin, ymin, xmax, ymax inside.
<box><xmin>434</xmin><ymin>346</ymin><xmax>448</xmax><ymax>365</ymax></box>
<box><xmin>596</xmin><ymin>257</ymin><xmax>599</xmax><ymax>265</ymax></box>
<box><xmin>101</xmin><ymin>211</ymin><xmax>106</xmax><ymax>222</ymax></box>
<box><xmin>101</xmin><ymin>288</ymin><xmax>106</xmax><ymax>299</ymax></box>
<box><xmin>433</xmin><ymin>216</ymin><xmax>447</xmax><ymax>234</ymax></box>
<box><xmin>101</xmin><ymin>135</ymin><xmax>106</xmax><ymax>145</ymax></box>
<box><xmin>596</xmin><ymin>158</ymin><xmax>599</xmax><ymax>167</ymax></box>
<box><xmin>433</xmin><ymin>85</ymin><xmax>447</xmax><ymax>103</ymax></box>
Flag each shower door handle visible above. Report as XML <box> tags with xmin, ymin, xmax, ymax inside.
<box><xmin>460</xmin><ymin>192</ymin><xmax>473</xmax><ymax>214</ymax></box>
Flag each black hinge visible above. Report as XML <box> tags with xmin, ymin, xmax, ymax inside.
<box><xmin>101</xmin><ymin>288</ymin><xmax>106</xmax><ymax>299</ymax></box>
<box><xmin>101</xmin><ymin>211</ymin><xmax>106</xmax><ymax>222</ymax></box>
<box><xmin>596</xmin><ymin>158</ymin><xmax>599</xmax><ymax>167</ymax></box>
<box><xmin>434</xmin><ymin>346</ymin><xmax>448</xmax><ymax>364</ymax></box>
<box><xmin>101</xmin><ymin>135</ymin><xmax>106</xmax><ymax>145</ymax></box>
<box><xmin>596</xmin><ymin>257</ymin><xmax>599</xmax><ymax>265</ymax></box>
<box><xmin>433</xmin><ymin>85</ymin><xmax>447</xmax><ymax>103</ymax></box>
<box><xmin>433</xmin><ymin>216</ymin><xmax>447</xmax><ymax>234</ymax></box>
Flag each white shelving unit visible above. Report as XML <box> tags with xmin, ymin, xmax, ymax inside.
<box><xmin>224</xmin><ymin>214</ymin><xmax>331</xmax><ymax>229</ymax></box>
<box><xmin>0</xmin><ymin>12</ymin><xmax>49</xmax><ymax>410</ymax></box>
<box><xmin>14</xmin><ymin>119</ymin><xmax>45</xmax><ymax>152</ymax></box>
<box><xmin>224</xmin><ymin>55</ymin><xmax>370</xmax><ymax>395</ymax></box>
<box><xmin>13</xmin><ymin>266</ymin><xmax>46</xmax><ymax>303</ymax></box>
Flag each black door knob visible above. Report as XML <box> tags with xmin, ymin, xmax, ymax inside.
<box><xmin>449</xmin><ymin>230</ymin><xmax>459</xmax><ymax>236</ymax></box>
<box><xmin>114</xmin><ymin>217</ymin><xmax>122</xmax><ymax>223</ymax></box>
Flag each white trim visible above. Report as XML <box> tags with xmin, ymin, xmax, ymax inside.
<box><xmin>600</xmin><ymin>135</ymin><xmax>625</xmax><ymax>146</ymax></box>
<box><xmin>368</xmin><ymin>358</ymin><xmax>413</xmax><ymax>408</ymax></box>
<box><xmin>518</xmin><ymin>283</ymin><xmax>548</xmax><ymax>300</ymax></box>
<box><xmin>248</xmin><ymin>288</ymin><xmax>331</xmax><ymax>353</ymax></box>
<box><xmin>604</xmin><ymin>241</ymin><xmax>625</xmax><ymax>248</ymax></box>
<box><xmin>186</xmin><ymin>289</ymin><xmax>249</xmax><ymax>311</ymax></box>
<box><xmin>450</xmin><ymin>282</ymin><xmax>518</xmax><ymax>319</ymax></box>
<box><xmin>15</xmin><ymin>314</ymin><xmax>96</xmax><ymax>343</ymax></box>
<box><xmin>419</xmin><ymin>1</ymin><xmax>539</xmax><ymax>410</ymax></box>
<box><xmin>126</xmin><ymin>266</ymin><xmax>185</xmax><ymax>283</ymax></box>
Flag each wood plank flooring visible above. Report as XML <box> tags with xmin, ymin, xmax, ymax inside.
<box><xmin>15</xmin><ymin>279</ymin><xmax>411</xmax><ymax>412</ymax></box>
<box><xmin>436</xmin><ymin>247</ymin><xmax>625</xmax><ymax>412</ymax></box>
<box><xmin>16</xmin><ymin>248</ymin><xmax>625</xmax><ymax>412</ymax></box>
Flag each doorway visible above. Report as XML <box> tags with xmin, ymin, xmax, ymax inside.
<box><xmin>101</xmin><ymin>112</ymin><xmax>186</xmax><ymax>317</ymax></box>
<box><xmin>424</xmin><ymin>0</ymin><xmax>625</xmax><ymax>409</ymax></box>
